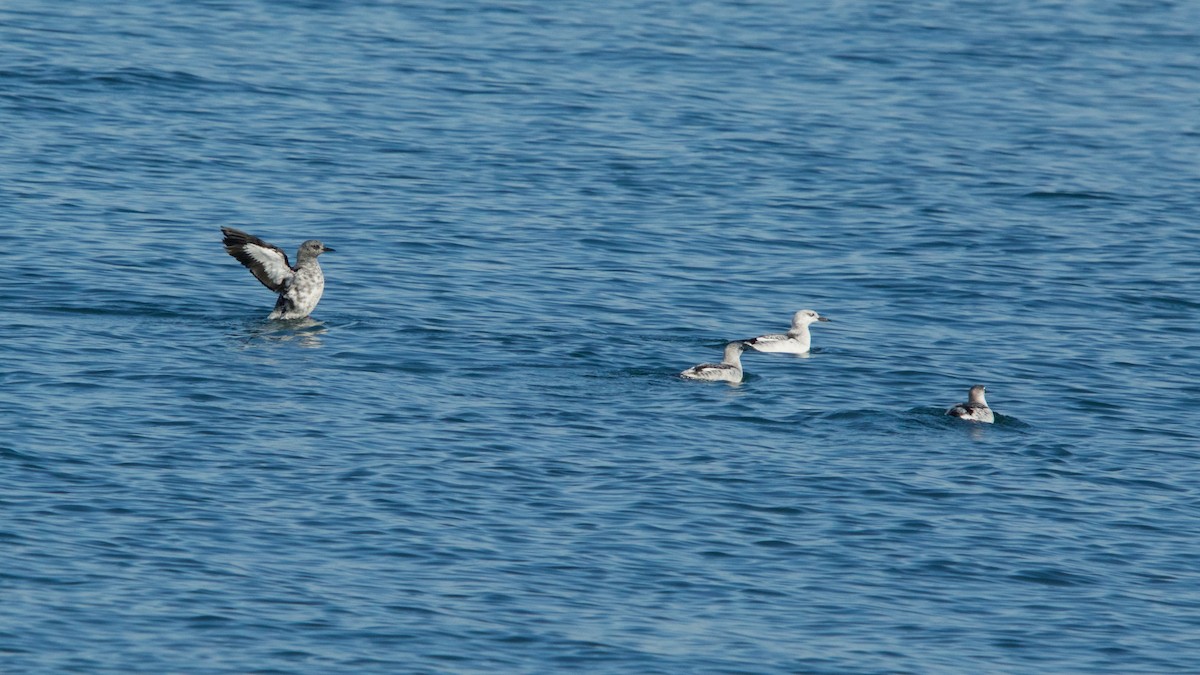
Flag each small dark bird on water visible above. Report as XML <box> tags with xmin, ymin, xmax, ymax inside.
<box><xmin>221</xmin><ymin>227</ymin><xmax>334</xmax><ymax>320</ymax></box>
<box><xmin>680</xmin><ymin>341</ymin><xmax>748</xmax><ymax>383</ymax></box>
<box><xmin>946</xmin><ymin>384</ymin><xmax>994</xmax><ymax>423</ymax></box>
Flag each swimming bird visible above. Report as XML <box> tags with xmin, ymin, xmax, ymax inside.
<box><xmin>681</xmin><ymin>341</ymin><xmax>747</xmax><ymax>383</ymax></box>
<box><xmin>742</xmin><ymin>309</ymin><xmax>830</xmax><ymax>354</ymax></box>
<box><xmin>221</xmin><ymin>227</ymin><xmax>334</xmax><ymax>320</ymax></box>
<box><xmin>945</xmin><ymin>385</ymin><xmax>994</xmax><ymax>423</ymax></box>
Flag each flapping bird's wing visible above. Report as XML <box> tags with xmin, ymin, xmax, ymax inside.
<box><xmin>221</xmin><ymin>227</ymin><xmax>294</xmax><ymax>292</ymax></box>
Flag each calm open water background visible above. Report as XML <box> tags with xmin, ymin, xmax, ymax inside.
<box><xmin>3</xmin><ymin>1</ymin><xmax>1200</xmax><ymax>672</ymax></box>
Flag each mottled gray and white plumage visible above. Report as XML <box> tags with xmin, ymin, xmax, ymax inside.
<box><xmin>681</xmin><ymin>341</ymin><xmax>747</xmax><ymax>383</ymax></box>
<box><xmin>743</xmin><ymin>309</ymin><xmax>830</xmax><ymax>354</ymax></box>
<box><xmin>946</xmin><ymin>384</ymin><xmax>994</xmax><ymax>423</ymax></box>
<box><xmin>221</xmin><ymin>227</ymin><xmax>334</xmax><ymax>320</ymax></box>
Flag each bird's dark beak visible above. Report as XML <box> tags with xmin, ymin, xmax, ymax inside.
<box><xmin>818</xmin><ymin>316</ymin><xmax>831</xmax><ymax>322</ymax></box>
<box><xmin>323</xmin><ymin>246</ymin><xmax>335</xmax><ymax>253</ymax></box>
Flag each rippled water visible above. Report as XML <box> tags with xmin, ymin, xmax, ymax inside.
<box><xmin>3</xmin><ymin>1</ymin><xmax>1200</xmax><ymax>672</ymax></box>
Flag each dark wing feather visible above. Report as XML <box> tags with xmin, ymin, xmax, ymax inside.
<box><xmin>221</xmin><ymin>227</ymin><xmax>294</xmax><ymax>292</ymax></box>
<box><xmin>745</xmin><ymin>333</ymin><xmax>786</xmax><ymax>345</ymax></box>
<box><xmin>947</xmin><ymin>402</ymin><xmax>984</xmax><ymax>418</ymax></box>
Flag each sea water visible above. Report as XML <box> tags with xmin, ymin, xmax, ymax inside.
<box><xmin>2</xmin><ymin>1</ymin><xmax>1199</xmax><ymax>672</ymax></box>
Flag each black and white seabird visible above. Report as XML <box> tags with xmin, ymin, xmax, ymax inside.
<box><xmin>946</xmin><ymin>384</ymin><xmax>995</xmax><ymax>423</ymax></box>
<box><xmin>221</xmin><ymin>227</ymin><xmax>334</xmax><ymax>320</ymax></box>
<box><xmin>743</xmin><ymin>309</ymin><xmax>830</xmax><ymax>354</ymax></box>
<box><xmin>681</xmin><ymin>342</ymin><xmax>747</xmax><ymax>383</ymax></box>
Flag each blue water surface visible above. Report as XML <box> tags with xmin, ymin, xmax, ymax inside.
<box><xmin>3</xmin><ymin>1</ymin><xmax>1200</xmax><ymax>672</ymax></box>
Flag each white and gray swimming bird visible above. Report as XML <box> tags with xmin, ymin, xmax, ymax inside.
<box><xmin>221</xmin><ymin>227</ymin><xmax>334</xmax><ymax>320</ymax></box>
<box><xmin>681</xmin><ymin>341</ymin><xmax>747</xmax><ymax>383</ymax></box>
<box><xmin>743</xmin><ymin>309</ymin><xmax>830</xmax><ymax>354</ymax></box>
<box><xmin>946</xmin><ymin>385</ymin><xmax>994</xmax><ymax>423</ymax></box>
